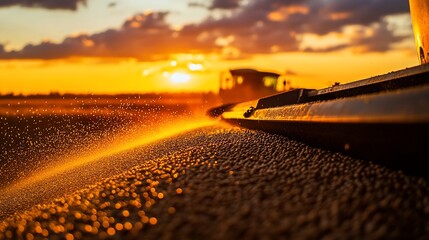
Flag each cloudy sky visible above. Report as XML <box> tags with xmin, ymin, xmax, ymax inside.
<box><xmin>0</xmin><ymin>0</ymin><xmax>420</xmax><ymax>94</ymax></box>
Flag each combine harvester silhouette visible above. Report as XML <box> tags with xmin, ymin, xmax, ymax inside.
<box><xmin>208</xmin><ymin>0</ymin><xmax>429</xmax><ymax>173</ymax></box>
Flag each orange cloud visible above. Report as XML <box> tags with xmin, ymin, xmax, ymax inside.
<box><xmin>329</xmin><ymin>12</ymin><xmax>351</xmax><ymax>21</ymax></box>
<box><xmin>0</xmin><ymin>0</ymin><xmax>86</xmax><ymax>10</ymax></box>
<box><xmin>268</xmin><ymin>5</ymin><xmax>309</xmax><ymax>22</ymax></box>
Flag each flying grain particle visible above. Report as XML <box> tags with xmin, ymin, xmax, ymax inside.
<box><xmin>134</xmin><ymin>222</ymin><xmax>143</xmax><ymax>231</ymax></box>
<box><xmin>74</xmin><ymin>212</ymin><xmax>82</xmax><ymax>219</ymax></box>
<box><xmin>176</xmin><ymin>188</ymin><xmax>183</xmax><ymax>194</ymax></box>
<box><xmin>35</xmin><ymin>226</ymin><xmax>43</xmax><ymax>234</ymax></box>
<box><xmin>149</xmin><ymin>217</ymin><xmax>158</xmax><ymax>225</ymax></box>
<box><xmin>107</xmin><ymin>227</ymin><xmax>116</xmax><ymax>236</ymax></box>
<box><xmin>138</xmin><ymin>210</ymin><xmax>146</xmax><ymax>217</ymax></box>
<box><xmin>98</xmin><ymin>231</ymin><xmax>107</xmax><ymax>239</ymax></box>
<box><xmin>157</xmin><ymin>193</ymin><xmax>164</xmax><ymax>199</ymax></box>
<box><xmin>26</xmin><ymin>233</ymin><xmax>34</xmax><ymax>240</ymax></box>
<box><xmin>122</xmin><ymin>210</ymin><xmax>130</xmax><ymax>217</ymax></box>
<box><xmin>65</xmin><ymin>233</ymin><xmax>74</xmax><ymax>240</ymax></box>
<box><xmin>93</xmin><ymin>221</ymin><xmax>100</xmax><ymax>229</ymax></box>
<box><xmin>115</xmin><ymin>223</ymin><xmax>123</xmax><ymax>231</ymax></box>
<box><xmin>42</xmin><ymin>229</ymin><xmax>49</xmax><ymax>237</ymax></box>
<box><xmin>124</xmin><ymin>222</ymin><xmax>133</xmax><ymax>230</ymax></box>
<box><xmin>102</xmin><ymin>221</ymin><xmax>109</xmax><ymax>228</ymax></box>
<box><xmin>17</xmin><ymin>224</ymin><xmax>25</xmax><ymax>233</ymax></box>
<box><xmin>74</xmin><ymin>231</ymin><xmax>82</xmax><ymax>239</ymax></box>
<box><xmin>84</xmin><ymin>225</ymin><xmax>92</xmax><ymax>232</ymax></box>
<box><xmin>168</xmin><ymin>207</ymin><xmax>176</xmax><ymax>214</ymax></box>
<box><xmin>344</xmin><ymin>143</ymin><xmax>351</xmax><ymax>151</ymax></box>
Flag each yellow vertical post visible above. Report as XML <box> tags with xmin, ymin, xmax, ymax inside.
<box><xmin>409</xmin><ymin>0</ymin><xmax>429</xmax><ymax>64</ymax></box>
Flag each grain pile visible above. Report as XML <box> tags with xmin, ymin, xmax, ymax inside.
<box><xmin>1</xmin><ymin>127</ymin><xmax>428</xmax><ymax>239</ymax></box>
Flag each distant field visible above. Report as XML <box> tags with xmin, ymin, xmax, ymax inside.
<box><xmin>0</xmin><ymin>94</ymin><xmax>219</xmax><ymax>186</ymax></box>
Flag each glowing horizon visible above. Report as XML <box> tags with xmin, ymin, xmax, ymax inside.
<box><xmin>0</xmin><ymin>49</ymin><xmax>418</xmax><ymax>95</ymax></box>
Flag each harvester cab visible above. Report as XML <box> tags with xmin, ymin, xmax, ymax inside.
<box><xmin>218</xmin><ymin>68</ymin><xmax>283</xmax><ymax>104</ymax></box>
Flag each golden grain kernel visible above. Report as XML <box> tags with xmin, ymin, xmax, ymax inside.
<box><xmin>176</xmin><ymin>188</ymin><xmax>183</xmax><ymax>194</ymax></box>
<box><xmin>56</xmin><ymin>225</ymin><xmax>65</xmax><ymax>233</ymax></box>
<box><xmin>65</xmin><ymin>233</ymin><xmax>74</xmax><ymax>240</ymax></box>
<box><xmin>124</xmin><ymin>222</ymin><xmax>132</xmax><ymax>230</ymax></box>
<box><xmin>93</xmin><ymin>221</ymin><xmax>101</xmax><ymax>228</ymax></box>
<box><xmin>74</xmin><ymin>212</ymin><xmax>82</xmax><ymax>219</ymax></box>
<box><xmin>17</xmin><ymin>224</ymin><xmax>25</xmax><ymax>232</ymax></box>
<box><xmin>157</xmin><ymin>193</ymin><xmax>164</xmax><ymax>199</ymax></box>
<box><xmin>138</xmin><ymin>210</ymin><xmax>146</xmax><ymax>217</ymax></box>
<box><xmin>98</xmin><ymin>231</ymin><xmax>107</xmax><ymax>240</ymax></box>
<box><xmin>102</xmin><ymin>221</ymin><xmax>110</xmax><ymax>229</ymax></box>
<box><xmin>107</xmin><ymin>227</ymin><xmax>116</xmax><ymax>236</ymax></box>
<box><xmin>84</xmin><ymin>225</ymin><xmax>93</xmax><ymax>232</ymax></box>
<box><xmin>42</xmin><ymin>229</ymin><xmax>49</xmax><ymax>237</ymax></box>
<box><xmin>168</xmin><ymin>207</ymin><xmax>176</xmax><ymax>214</ymax></box>
<box><xmin>26</xmin><ymin>233</ymin><xmax>34</xmax><ymax>240</ymax></box>
<box><xmin>122</xmin><ymin>210</ymin><xmax>130</xmax><ymax>217</ymax></box>
<box><xmin>35</xmin><ymin>226</ymin><xmax>43</xmax><ymax>234</ymax></box>
<box><xmin>115</xmin><ymin>223</ymin><xmax>123</xmax><ymax>231</ymax></box>
<box><xmin>134</xmin><ymin>222</ymin><xmax>143</xmax><ymax>231</ymax></box>
<box><xmin>149</xmin><ymin>217</ymin><xmax>158</xmax><ymax>225</ymax></box>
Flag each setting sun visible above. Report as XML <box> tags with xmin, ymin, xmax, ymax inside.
<box><xmin>170</xmin><ymin>72</ymin><xmax>191</xmax><ymax>84</ymax></box>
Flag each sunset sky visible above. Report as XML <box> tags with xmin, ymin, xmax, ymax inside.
<box><xmin>0</xmin><ymin>0</ymin><xmax>420</xmax><ymax>94</ymax></box>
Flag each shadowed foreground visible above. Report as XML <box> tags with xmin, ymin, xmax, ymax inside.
<box><xmin>1</xmin><ymin>126</ymin><xmax>428</xmax><ymax>239</ymax></box>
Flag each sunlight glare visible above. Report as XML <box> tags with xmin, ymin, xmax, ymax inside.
<box><xmin>2</xmin><ymin>118</ymin><xmax>215</xmax><ymax>191</ymax></box>
<box><xmin>188</xmin><ymin>63</ymin><xmax>204</xmax><ymax>71</ymax></box>
<box><xmin>170</xmin><ymin>72</ymin><xmax>191</xmax><ymax>84</ymax></box>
